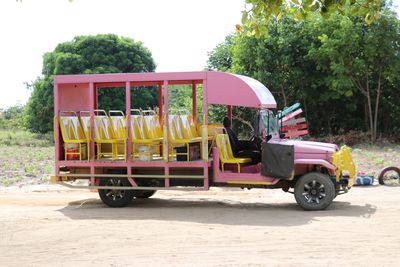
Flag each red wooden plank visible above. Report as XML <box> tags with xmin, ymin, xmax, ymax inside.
<box><xmin>284</xmin><ymin>129</ymin><xmax>309</xmax><ymax>137</ymax></box>
<box><xmin>281</xmin><ymin>123</ymin><xmax>308</xmax><ymax>132</ymax></box>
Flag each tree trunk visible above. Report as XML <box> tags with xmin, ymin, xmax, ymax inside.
<box><xmin>280</xmin><ymin>82</ymin><xmax>288</xmax><ymax>107</ymax></box>
<box><xmin>373</xmin><ymin>71</ymin><xmax>382</xmax><ymax>142</ymax></box>
<box><xmin>364</xmin><ymin>102</ymin><xmax>369</xmax><ymax>132</ymax></box>
<box><xmin>365</xmin><ymin>76</ymin><xmax>374</xmax><ymax>142</ymax></box>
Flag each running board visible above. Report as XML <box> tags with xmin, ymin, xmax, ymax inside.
<box><xmin>58</xmin><ymin>182</ymin><xmax>206</xmax><ymax>191</ymax></box>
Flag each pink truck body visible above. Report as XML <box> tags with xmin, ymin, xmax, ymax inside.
<box><xmin>53</xmin><ymin>71</ymin><xmax>356</xmax><ymax>210</ymax></box>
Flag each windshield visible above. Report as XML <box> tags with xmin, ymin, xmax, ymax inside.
<box><xmin>260</xmin><ymin>109</ymin><xmax>279</xmax><ymax>136</ymax></box>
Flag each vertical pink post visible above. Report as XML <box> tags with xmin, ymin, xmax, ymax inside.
<box><xmin>202</xmin><ymin>79</ymin><xmax>209</xmax><ymax>189</ymax></box>
<box><xmin>158</xmin><ymin>82</ymin><xmax>163</xmax><ymax>125</ymax></box>
<box><xmin>192</xmin><ymin>82</ymin><xmax>197</xmax><ymax>127</ymax></box>
<box><xmin>89</xmin><ymin>82</ymin><xmax>95</xmax><ymax>185</ymax></box>
<box><xmin>54</xmin><ymin>82</ymin><xmax>60</xmax><ymax>182</ymax></box>
<box><xmin>163</xmin><ymin>80</ymin><xmax>170</xmax><ymax>187</ymax></box>
<box><xmin>125</xmin><ymin>81</ymin><xmax>131</xmax><ymax>161</ymax></box>
<box><xmin>202</xmin><ymin>79</ymin><xmax>208</xmax><ymax>124</ymax></box>
<box><xmin>165</xmin><ymin>167</ymin><xmax>170</xmax><ymax>188</ymax></box>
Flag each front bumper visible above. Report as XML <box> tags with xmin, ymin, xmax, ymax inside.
<box><xmin>332</xmin><ymin>146</ymin><xmax>356</xmax><ymax>188</ymax></box>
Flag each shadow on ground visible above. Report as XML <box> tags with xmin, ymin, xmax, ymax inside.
<box><xmin>58</xmin><ymin>196</ymin><xmax>377</xmax><ymax>227</ymax></box>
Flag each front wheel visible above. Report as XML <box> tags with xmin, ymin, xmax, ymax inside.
<box><xmin>294</xmin><ymin>172</ymin><xmax>335</xmax><ymax>211</ymax></box>
<box><xmin>98</xmin><ymin>178</ymin><xmax>134</xmax><ymax>207</ymax></box>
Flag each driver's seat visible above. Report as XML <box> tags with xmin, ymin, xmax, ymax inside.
<box><xmin>223</xmin><ymin>117</ymin><xmax>261</xmax><ymax>164</ymax></box>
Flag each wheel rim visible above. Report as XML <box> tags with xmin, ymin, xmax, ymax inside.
<box><xmin>381</xmin><ymin>170</ymin><xmax>400</xmax><ymax>186</ymax></box>
<box><xmin>105</xmin><ymin>179</ymin><xmax>126</xmax><ymax>201</ymax></box>
<box><xmin>302</xmin><ymin>179</ymin><xmax>326</xmax><ymax>204</ymax></box>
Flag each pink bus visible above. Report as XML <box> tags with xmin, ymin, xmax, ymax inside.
<box><xmin>53</xmin><ymin>71</ymin><xmax>356</xmax><ymax>210</ymax></box>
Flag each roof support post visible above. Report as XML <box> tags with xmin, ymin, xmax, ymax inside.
<box><xmin>54</xmin><ymin>83</ymin><xmax>60</xmax><ymax>182</ymax></box>
<box><xmin>192</xmin><ymin>82</ymin><xmax>197</xmax><ymax>127</ymax></box>
<box><xmin>163</xmin><ymin>80</ymin><xmax>169</xmax><ymax>162</ymax></box>
<box><xmin>125</xmin><ymin>81</ymin><xmax>132</xmax><ymax>161</ymax></box>
<box><xmin>158</xmin><ymin>82</ymin><xmax>163</xmax><ymax>125</ymax></box>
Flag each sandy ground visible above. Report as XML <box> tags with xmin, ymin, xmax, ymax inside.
<box><xmin>0</xmin><ymin>185</ymin><xmax>399</xmax><ymax>267</ymax></box>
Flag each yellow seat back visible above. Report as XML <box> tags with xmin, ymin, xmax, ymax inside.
<box><xmin>216</xmin><ymin>134</ymin><xmax>231</xmax><ymax>161</ymax></box>
<box><xmin>59</xmin><ymin>116</ymin><xmax>86</xmax><ymax>141</ymax></box>
<box><xmin>109</xmin><ymin>111</ymin><xmax>126</xmax><ymax>139</ymax></box>
<box><xmin>79</xmin><ymin>115</ymin><xmax>91</xmax><ymax>140</ymax></box>
<box><xmin>168</xmin><ymin>115</ymin><xmax>182</xmax><ymax>141</ymax></box>
<box><xmin>59</xmin><ymin>117</ymin><xmax>74</xmax><ymax>141</ymax></box>
<box><xmin>130</xmin><ymin>115</ymin><xmax>147</xmax><ymax>140</ymax></box>
<box><xmin>180</xmin><ymin>115</ymin><xmax>199</xmax><ymax>139</ymax></box>
<box><xmin>143</xmin><ymin>115</ymin><xmax>163</xmax><ymax>139</ymax></box>
<box><xmin>94</xmin><ymin>115</ymin><xmax>116</xmax><ymax>140</ymax></box>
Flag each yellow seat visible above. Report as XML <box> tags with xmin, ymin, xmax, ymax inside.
<box><xmin>59</xmin><ymin>112</ymin><xmax>89</xmax><ymax>161</ymax></box>
<box><xmin>215</xmin><ymin>134</ymin><xmax>251</xmax><ymax>173</ymax></box>
<box><xmin>168</xmin><ymin>115</ymin><xmax>201</xmax><ymax>161</ymax></box>
<box><xmin>143</xmin><ymin>115</ymin><xmax>164</xmax><ymax>141</ymax></box>
<box><xmin>108</xmin><ymin>110</ymin><xmax>128</xmax><ymax>157</ymax></box>
<box><xmin>198</xmin><ymin>123</ymin><xmax>224</xmax><ymax>141</ymax></box>
<box><xmin>109</xmin><ymin>110</ymin><xmax>127</xmax><ymax>139</ymax></box>
<box><xmin>93</xmin><ymin>112</ymin><xmax>126</xmax><ymax>160</ymax></box>
<box><xmin>130</xmin><ymin>115</ymin><xmax>162</xmax><ymax>160</ymax></box>
<box><xmin>180</xmin><ymin>115</ymin><xmax>202</xmax><ymax>141</ymax></box>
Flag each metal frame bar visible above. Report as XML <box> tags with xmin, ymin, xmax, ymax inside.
<box><xmin>58</xmin><ymin>173</ymin><xmax>204</xmax><ymax>179</ymax></box>
<box><xmin>59</xmin><ymin>182</ymin><xmax>206</xmax><ymax>191</ymax></box>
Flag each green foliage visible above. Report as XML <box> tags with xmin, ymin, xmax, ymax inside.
<box><xmin>208</xmin><ymin>4</ymin><xmax>400</xmax><ymax>138</ymax></box>
<box><xmin>207</xmin><ymin>35</ymin><xmax>234</xmax><ymax>71</ymax></box>
<box><xmin>242</xmin><ymin>0</ymin><xmax>381</xmax><ymax>37</ymax></box>
<box><xmin>0</xmin><ymin>105</ymin><xmax>26</xmax><ymax>129</ymax></box>
<box><xmin>26</xmin><ymin>34</ymin><xmax>156</xmax><ymax>133</ymax></box>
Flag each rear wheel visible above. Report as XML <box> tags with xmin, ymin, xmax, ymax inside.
<box><xmin>294</xmin><ymin>172</ymin><xmax>335</xmax><ymax>211</ymax></box>
<box><xmin>378</xmin><ymin>166</ymin><xmax>400</xmax><ymax>186</ymax></box>
<box><xmin>133</xmin><ymin>190</ymin><xmax>157</xmax><ymax>199</ymax></box>
<box><xmin>98</xmin><ymin>178</ymin><xmax>134</xmax><ymax>207</ymax></box>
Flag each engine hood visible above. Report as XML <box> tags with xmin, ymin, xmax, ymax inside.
<box><xmin>268</xmin><ymin>139</ymin><xmax>338</xmax><ymax>160</ymax></box>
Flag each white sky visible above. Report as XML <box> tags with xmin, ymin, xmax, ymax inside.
<box><xmin>0</xmin><ymin>0</ymin><xmax>244</xmax><ymax>108</ymax></box>
<box><xmin>0</xmin><ymin>0</ymin><xmax>399</xmax><ymax>109</ymax></box>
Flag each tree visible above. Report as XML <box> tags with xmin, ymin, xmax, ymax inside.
<box><xmin>207</xmin><ymin>35</ymin><xmax>234</xmax><ymax>71</ymax></box>
<box><xmin>308</xmin><ymin>8</ymin><xmax>400</xmax><ymax>141</ymax></box>
<box><xmin>0</xmin><ymin>105</ymin><xmax>26</xmax><ymax>129</ymax></box>
<box><xmin>209</xmin><ymin>4</ymin><xmax>400</xmax><ymax>139</ymax></box>
<box><xmin>241</xmin><ymin>0</ymin><xmax>381</xmax><ymax>37</ymax></box>
<box><xmin>26</xmin><ymin>34</ymin><xmax>156</xmax><ymax>133</ymax></box>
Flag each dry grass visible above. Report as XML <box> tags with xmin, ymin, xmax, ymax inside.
<box><xmin>351</xmin><ymin>143</ymin><xmax>400</xmax><ymax>176</ymax></box>
<box><xmin>0</xmin><ymin>130</ymin><xmax>54</xmax><ymax>186</ymax></box>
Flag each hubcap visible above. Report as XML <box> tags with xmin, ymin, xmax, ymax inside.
<box><xmin>302</xmin><ymin>179</ymin><xmax>326</xmax><ymax>204</ymax></box>
<box><xmin>105</xmin><ymin>179</ymin><xmax>126</xmax><ymax>201</ymax></box>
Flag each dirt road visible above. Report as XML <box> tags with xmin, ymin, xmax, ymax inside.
<box><xmin>0</xmin><ymin>185</ymin><xmax>399</xmax><ymax>266</ymax></box>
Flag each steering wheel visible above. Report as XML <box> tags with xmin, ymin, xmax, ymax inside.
<box><xmin>249</xmin><ymin>134</ymin><xmax>262</xmax><ymax>150</ymax></box>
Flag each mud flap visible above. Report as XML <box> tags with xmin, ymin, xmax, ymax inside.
<box><xmin>261</xmin><ymin>143</ymin><xmax>294</xmax><ymax>180</ymax></box>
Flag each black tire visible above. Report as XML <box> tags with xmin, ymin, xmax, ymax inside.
<box><xmin>378</xmin><ymin>166</ymin><xmax>400</xmax><ymax>186</ymax></box>
<box><xmin>133</xmin><ymin>190</ymin><xmax>157</xmax><ymax>199</ymax></box>
<box><xmin>294</xmin><ymin>172</ymin><xmax>335</xmax><ymax>211</ymax></box>
<box><xmin>98</xmin><ymin>178</ymin><xmax>134</xmax><ymax>207</ymax></box>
